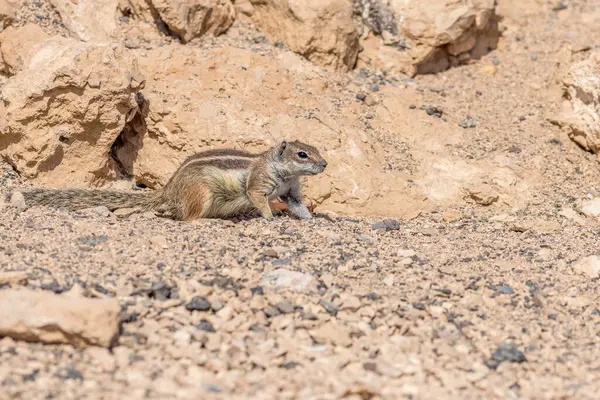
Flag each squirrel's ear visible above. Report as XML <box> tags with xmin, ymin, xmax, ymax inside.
<box><xmin>278</xmin><ymin>141</ymin><xmax>287</xmax><ymax>157</ymax></box>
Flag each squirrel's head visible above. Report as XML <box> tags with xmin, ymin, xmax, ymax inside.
<box><xmin>273</xmin><ymin>140</ymin><xmax>327</xmax><ymax>176</ymax></box>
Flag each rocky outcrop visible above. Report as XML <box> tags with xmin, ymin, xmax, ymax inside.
<box><xmin>354</xmin><ymin>0</ymin><xmax>500</xmax><ymax>76</ymax></box>
<box><xmin>551</xmin><ymin>51</ymin><xmax>600</xmax><ymax>155</ymax></box>
<box><xmin>0</xmin><ymin>33</ymin><xmax>537</xmax><ymax>218</ymax></box>
<box><xmin>119</xmin><ymin>0</ymin><xmax>235</xmax><ymax>43</ymax></box>
<box><xmin>0</xmin><ymin>38</ymin><xmax>145</xmax><ymax>186</ymax></box>
<box><xmin>0</xmin><ymin>288</ymin><xmax>121</xmax><ymax>347</ymax></box>
<box><xmin>239</xmin><ymin>0</ymin><xmax>360</xmax><ymax>72</ymax></box>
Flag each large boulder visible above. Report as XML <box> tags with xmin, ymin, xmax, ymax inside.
<box><xmin>354</xmin><ymin>0</ymin><xmax>500</xmax><ymax>76</ymax></box>
<box><xmin>0</xmin><ymin>38</ymin><xmax>145</xmax><ymax>186</ymax></box>
<box><xmin>550</xmin><ymin>51</ymin><xmax>600</xmax><ymax>155</ymax></box>
<box><xmin>119</xmin><ymin>0</ymin><xmax>236</xmax><ymax>42</ymax></box>
<box><xmin>239</xmin><ymin>0</ymin><xmax>360</xmax><ymax>72</ymax></box>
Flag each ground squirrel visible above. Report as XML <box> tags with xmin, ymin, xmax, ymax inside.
<box><xmin>11</xmin><ymin>140</ymin><xmax>328</xmax><ymax>221</ymax></box>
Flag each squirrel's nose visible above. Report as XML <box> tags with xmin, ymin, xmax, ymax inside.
<box><xmin>320</xmin><ymin>160</ymin><xmax>328</xmax><ymax>168</ymax></box>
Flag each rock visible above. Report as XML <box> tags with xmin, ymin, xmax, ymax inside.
<box><xmin>211</xmin><ymin>299</ymin><xmax>224</xmax><ymax>312</ymax></box>
<box><xmin>261</xmin><ymin>269</ymin><xmax>317</xmax><ymax>293</ymax></box>
<box><xmin>480</xmin><ymin>64</ymin><xmax>497</xmax><ymax>76</ymax></box>
<box><xmin>0</xmin><ymin>288</ymin><xmax>120</xmax><ymax>347</ymax></box>
<box><xmin>355</xmin><ymin>0</ymin><xmax>500</xmax><ymax>76</ymax></box>
<box><xmin>340</xmin><ymin>294</ymin><xmax>361</xmax><ymax>312</ymax></box>
<box><xmin>302</xmin><ymin>309</ymin><xmax>319</xmax><ymax>321</ymax></box>
<box><xmin>309</xmin><ymin>322</ymin><xmax>352</xmax><ymax>347</ymax></box>
<box><xmin>319</xmin><ymin>299</ymin><xmax>339</xmax><ymax>316</ymax></box>
<box><xmin>578</xmin><ymin>198</ymin><xmax>600</xmax><ymax>218</ymax></box>
<box><xmin>276</xmin><ymin>301</ymin><xmax>295</xmax><ymax>314</ymax></box>
<box><xmin>398</xmin><ymin>249</ymin><xmax>417</xmax><ymax>258</ymax></box>
<box><xmin>120</xmin><ymin>0</ymin><xmax>235</xmax><ymax>43</ymax></box>
<box><xmin>196</xmin><ymin>320</ymin><xmax>216</xmax><ymax>333</ymax></box>
<box><xmin>496</xmin><ymin>283</ymin><xmax>514</xmax><ymax>295</ymax></box>
<box><xmin>442</xmin><ymin>210</ymin><xmax>461</xmax><ymax>223</ymax></box>
<box><xmin>81</xmin><ymin>206</ymin><xmax>112</xmax><ymax>217</ymax></box>
<box><xmin>0</xmin><ymin>271</ymin><xmax>27</xmax><ymax>286</ymax></box>
<box><xmin>263</xmin><ymin>305</ymin><xmax>280</xmax><ymax>318</ymax></box>
<box><xmin>559</xmin><ymin>207</ymin><xmax>586</xmax><ymax>226</ymax></box>
<box><xmin>245</xmin><ymin>0</ymin><xmax>359</xmax><ymax>71</ymax></box>
<box><xmin>572</xmin><ymin>255</ymin><xmax>600</xmax><ymax>279</ymax></box>
<box><xmin>113</xmin><ymin>207</ymin><xmax>140</xmax><ymax>218</ymax></box>
<box><xmin>0</xmin><ymin>24</ymin><xmax>50</xmax><ymax>76</ymax></box>
<box><xmin>460</xmin><ymin>116</ymin><xmax>478</xmax><ymax>129</ymax></box>
<box><xmin>550</xmin><ymin>51</ymin><xmax>600</xmax><ymax>154</ymax></box>
<box><xmin>186</xmin><ymin>296</ymin><xmax>211</xmax><ymax>311</ymax></box>
<box><xmin>383</xmin><ymin>275</ymin><xmax>395</xmax><ymax>287</ymax></box>
<box><xmin>150</xmin><ymin>235</ymin><xmax>168</xmax><ymax>249</ymax></box>
<box><xmin>0</xmin><ymin>39</ymin><xmax>144</xmax><ymax>187</ymax></box>
<box><xmin>371</xmin><ymin>219</ymin><xmax>400</xmax><ymax>231</ymax></box>
<box><xmin>50</xmin><ymin>0</ymin><xmax>119</xmax><ymax>42</ymax></box>
<box><xmin>485</xmin><ymin>342</ymin><xmax>526</xmax><ymax>370</ymax></box>
<box><xmin>148</xmin><ymin>281</ymin><xmax>173</xmax><ymax>300</ymax></box>
<box><xmin>463</xmin><ymin>185</ymin><xmax>499</xmax><ymax>206</ymax></box>
<box><xmin>216</xmin><ymin>305</ymin><xmax>234</xmax><ymax>320</ymax></box>
<box><xmin>9</xmin><ymin>191</ymin><xmax>25</xmax><ymax>210</ymax></box>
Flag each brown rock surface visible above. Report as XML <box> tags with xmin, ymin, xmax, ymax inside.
<box><xmin>355</xmin><ymin>0</ymin><xmax>500</xmax><ymax>76</ymax></box>
<box><xmin>0</xmin><ymin>23</ymin><xmax>50</xmax><ymax>76</ymax></box>
<box><xmin>119</xmin><ymin>0</ymin><xmax>235</xmax><ymax>43</ymax></box>
<box><xmin>0</xmin><ymin>288</ymin><xmax>121</xmax><ymax>347</ymax></box>
<box><xmin>0</xmin><ymin>0</ymin><xmax>17</xmax><ymax>28</ymax></box>
<box><xmin>551</xmin><ymin>50</ymin><xmax>600</xmax><ymax>155</ymax></box>
<box><xmin>244</xmin><ymin>0</ymin><xmax>359</xmax><ymax>71</ymax></box>
<box><xmin>50</xmin><ymin>0</ymin><xmax>119</xmax><ymax>42</ymax></box>
<box><xmin>0</xmin><ymin>39</ymin><xmax>145</xmax><ymax>186</ymax></box>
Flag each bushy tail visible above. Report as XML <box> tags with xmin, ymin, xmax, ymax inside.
<box><xmin>15</xmin><ymin>188</ymin><xmax>157</xmax><ymax>211</ymax></box>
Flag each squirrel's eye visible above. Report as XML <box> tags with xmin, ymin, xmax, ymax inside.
<box><xmin>298</xmin><ymin>151</ymin><xmax>308</xmax><ymax>159</ymax></box>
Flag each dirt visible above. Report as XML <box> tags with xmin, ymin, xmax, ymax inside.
<box><xmin>2</xmin><ymin>0</ymin><xmax>600</xmax><ymax>399</ymax></box>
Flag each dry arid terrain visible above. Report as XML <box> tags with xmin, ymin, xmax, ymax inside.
<box><xmin>2</xmin><ymin>0</ymin><xmax>600</xmax><ymax>399</ymax></box>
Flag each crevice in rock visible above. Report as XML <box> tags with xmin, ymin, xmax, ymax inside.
<box><xmin>110</xmin><ymin>92</ymin><xmax>149</xmax><ymax>181</ymax></box>
<box><xmin>143</xmin><ymin>0</ymin><xmax>183</xmax><ymax>42</ymax></box>
<box><xmin>352</xmin><ymin>0</ymin><xmax>398</xmax><ymax>36</ymax></box>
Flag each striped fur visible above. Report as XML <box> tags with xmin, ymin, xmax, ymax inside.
<box><xmin>11</xmin><ymin>140</ymin><xmax>327</xmax><ymax>221</ymax></box>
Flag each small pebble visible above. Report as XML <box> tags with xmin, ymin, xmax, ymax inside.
<box><xmin>486</xmin><ymin>343</ymin><xmax>527</xmax><ymax>370</ymax></box>
<box><xmin>508</xmin><ymin>146</ymin><xmax>522</xmax><ymax>154</ymax></box>
<box><xmin>149</xmin><ymin>281</ymin><xmax>172</xmax><ymax>301</ymax></box>
<box><xmin>211</xmin><ymin>299</ymin><xmax>224</xmax><ymax>312</ymax></box>
<box><xmin>319</xmin><ymin>299</ymin><xmax>339</xmax><ymax>316</ymax></box>
<box><xmin>276</xmin><ymin>301</ymin><xmax>295</xmax><ymax>314</ymax></box>
<box><xmin>186</xmin><ymin>296</ymin><xmax>211</xmax><ymax>312</ymax></box>
<box><xmin>371</xmin><ymin>219</ymin><xmax>400</xmax><ymax>232</ymax></box>
<box><xmin>459</xmin><ymin>116</ymin><xmax>477</xmax><ymax>129</ymax></box>
<box><xmin>196</xmin><ymin>320</ymin><xmax>216</xmax><ymax>333</ymax></box>
<box><xmin>264</xmin><ymin>306</ymin><xmax>281</xmax><ymax>318</ymax></box>
<box><xmin>497</xmin><ymin>283</ymin><xmax>514</xmax><ymax>295</ymax></box>
<box><xmin>368</xmin><ymin>83</ymin><xmax>380</xmax><ymax>92</ymax></box>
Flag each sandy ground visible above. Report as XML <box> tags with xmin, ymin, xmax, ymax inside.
<box><xmin>3</xmin><ymin>0</ymin><xmax>600</xmax><ymax>399</ymax></box>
